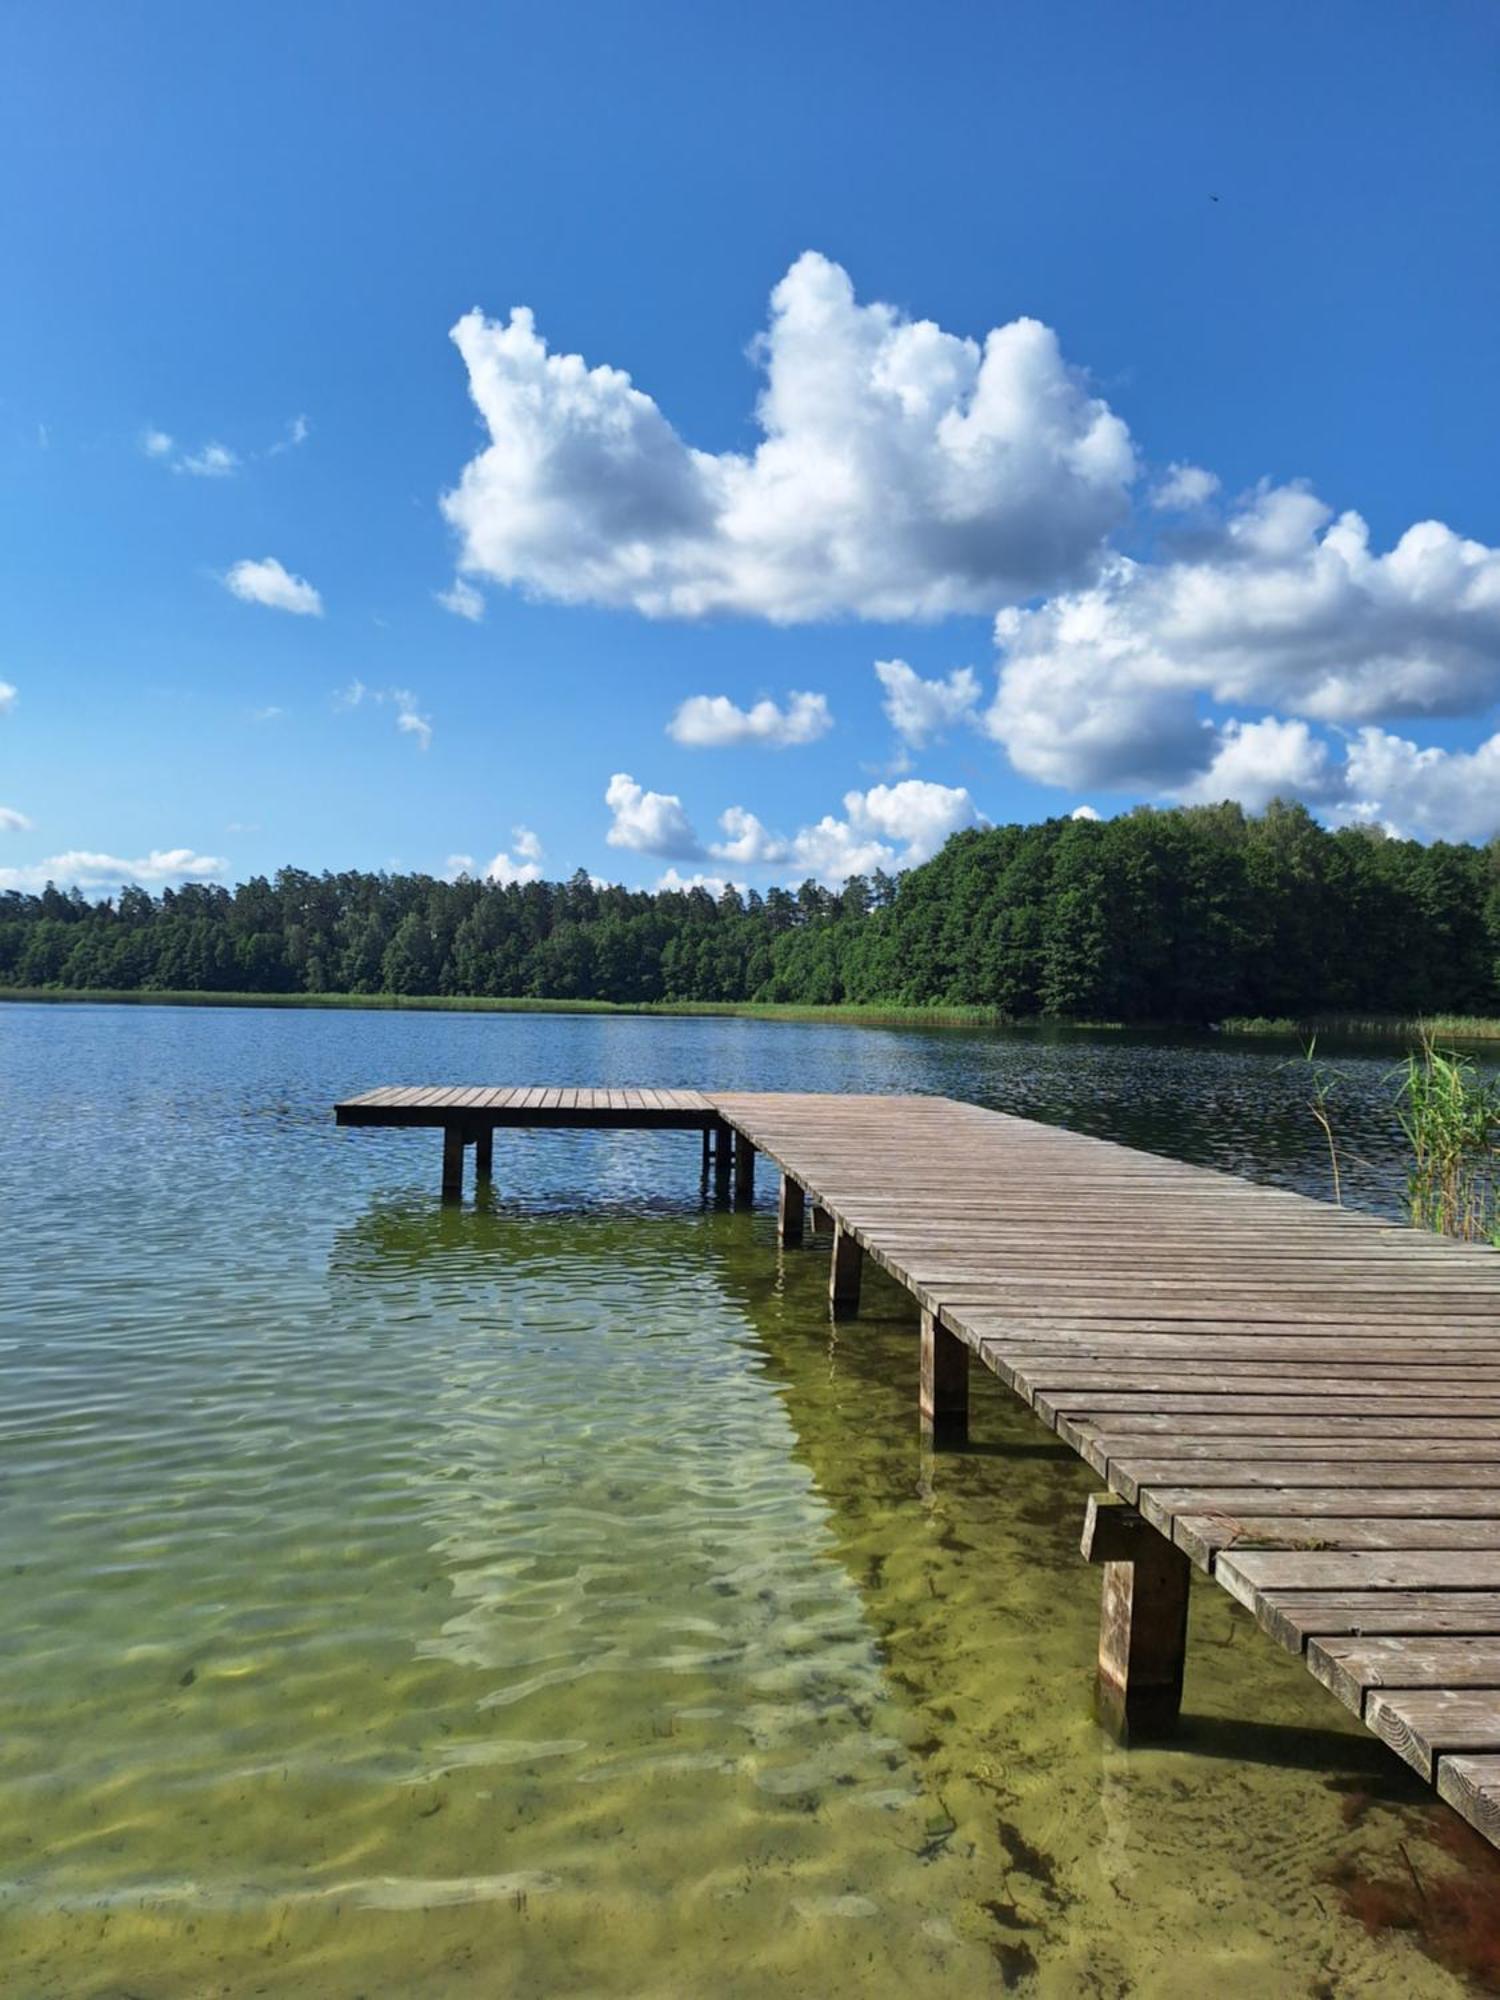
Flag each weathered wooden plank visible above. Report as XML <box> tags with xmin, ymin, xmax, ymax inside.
<box><xmin>1119</xmin><ymin>1452</ymin><xmax>1500</xmax><ymax>1483</ymax></box>
<box><xmin>1438</xmin><ymin>1755</ymin><xmax>1500</xmax><ymax>1846</ymax></box>
<box><xmin>1256</xmin><ymin>1593</ymin><xmax>1500</xmax><ymax>1652</ymax></box>
<box><xmin>1365</xmin><ymin>1689</ymin><xmax>1500</xmax><ymax>1778</ymax></box>
<box><xmin>1307</xmin><ymin>1636</ymin><xmax>1500</xmax><ymax>1712</ymax></box>
<box><xmin>1175</xmin><ymin>1513</ymin><xmax>1500</xmax><ymax>1567</ymax></box>
<box><xmin>1139</xmin><ymin>1489</ymin><xmax>1500</xmax><ymax>1545</ymax></box>
<box><xmin>1219</xmin><ymin>1552</ymin><xmax>1500</xmax><ymax>1604</ymax></box>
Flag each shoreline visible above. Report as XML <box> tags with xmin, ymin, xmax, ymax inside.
<box><xmin>0</xmin><ymin>988</ymin><xmax>1017</xmax><ymax>1030</ymax></box>
<box><xmin>3</xmin><ymin>987</ymin><xmax>1500</xmax><ymax>1041</ymax></box>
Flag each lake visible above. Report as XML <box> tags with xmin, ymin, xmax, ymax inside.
<box><xmin>3</xmin><ymin>1001</ymin><xmax>1499</xmax><ymax>1996</ymax></box>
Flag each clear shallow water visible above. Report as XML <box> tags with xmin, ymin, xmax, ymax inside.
<box><xmin>3</xmin><ymin>1002</ymin><xmax>1500</xmax><ymax>1997</ymax></box>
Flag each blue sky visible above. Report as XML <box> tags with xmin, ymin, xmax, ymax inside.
<box><xmin>4</xmin><ymin>0</ymin><xmax>1499</xmax><ymax>895</ymax></box>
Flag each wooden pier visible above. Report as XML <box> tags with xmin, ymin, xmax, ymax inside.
<box><xmin>336</xmin><ymin>1084</ymin><xmax>1500</xmax><ymax>1851</ymax></box>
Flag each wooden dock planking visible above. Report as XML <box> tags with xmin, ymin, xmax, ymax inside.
<box><xmin>337</xmin><ymin>1084</ymin><xmax>718</xmax><ymax>1131</ymax></box>
<box><xmin>336</xmin><ymin>1082</ymin><xmax>1500</xmax><ymax>1851</ymax></box>
<box><xmin>705</xmin><ymin>1089</ymin><xmax>1500</xmax><ymax>1845</ymax></box>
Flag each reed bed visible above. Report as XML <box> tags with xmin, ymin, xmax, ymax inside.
<box><xmin>1396</xmin><ymin>1038</ymin><xmax>1500</xmax><ymax>1244</ymax></box>
<box><xmin>1223</xmin><ymin>1013</ymin><xmax>1500</xmax><ymax>1043</ymax></box>
<box><xmin>0</xmin><ymin>988</ymin><xmax>1012</xmax><ymax>1030</ymax></box>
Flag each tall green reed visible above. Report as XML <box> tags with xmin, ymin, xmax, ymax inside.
<box><xmin>1283</xmin><ymin>1036</ymin><xmax>1346</xmax><ymax>1206</ymax></box>
<box><xmin>1395</xmin><ymin>1036</ymin><xmax>1500</xmax><ymax>1244</ymax></box>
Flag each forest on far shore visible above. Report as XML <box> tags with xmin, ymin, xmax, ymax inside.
<box><xmin>4</xmin><ymin>801</ymin><xmax>1499</xmax><ymax>1024</ymax></box>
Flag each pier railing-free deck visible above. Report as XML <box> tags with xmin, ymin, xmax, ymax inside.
<box><xmin>335</xmin><ymin>1084</ymin><xmax>1500</xmax><ymax>1851</ymax></box>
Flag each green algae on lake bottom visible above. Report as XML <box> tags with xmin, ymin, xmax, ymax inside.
<box><xmin>4</xmin><ymin>1003</ymin><xmax>1500</xmax><ymax>1996</ymax></box>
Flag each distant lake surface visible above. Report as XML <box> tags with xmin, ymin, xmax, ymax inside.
<box><xmin>3</xmin><ymin>1002</ymin><xmax>1498</xmax><ymax>1996</ymax></box>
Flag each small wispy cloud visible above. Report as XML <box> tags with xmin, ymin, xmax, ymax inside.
<box><xmin>265</xmin><ymin>414</ymin><xmax>310</xmax><ymax>457</ymax></box>
<box><xmin>436</xmin><ymin>577</ymin><xmax>484</xmax><ymax>622</ymax></box>
<box><xmin>0</xmin><ymin>682</ymin><xmax>16</xmax><ymax>715</ymax></box>
<box><xmin>249</xmin><ymin>705</ymin><xmax>286</xmax><ymax>722</ymax></box>
<box><xmin>337</xmin><ymin>679</ymin><xmax>432</xmax><ymax>750</ymax></box>
<box><xmin>0</xmin><ymin>806</ymin><xmax>33</xmax><ymax>832</ymax></box>
<box><xmin>143</xmin><ymin>414</ymin><xmax>308</xmax><ymax>474</ymax></box>
<box><xmin>396</xmin><ymin>704</ymin><xmax>433</xmax><ymax>752</ymax></box>
<box><xmin>177</xmin><ymin>441</ymin><xmax>239</xmax><ymax>479</ymax></box>
<box><xmin>225</xmin><ymin>557</ymin><xmax>323</xmax><ymax>616</ymax></box>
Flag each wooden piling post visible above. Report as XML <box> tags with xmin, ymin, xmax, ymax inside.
<box><xmin>713</xmin><ymin>1122</ymin><xmax>732</xmax><ymax>1205</ymax></box>
<box><xmin>810</xmin><ymin>1203</ymin><xmax>833</xmax><ymax>1233</ymax></box>
<box><xmin>701</xmin><ymin>1128</ymin><xmax>712</xmax><ymax>1179</ymax></box>
<box><xmin>920</xmin><ymin>1309</ymin><xmax>969</xmax><ymax>1446</ymax></box>
<box><xmin>778</xmin><ymin>1175</ymin><xmax>806</xmax><ymax>1247</ymax></box>
<box><xmin>474</xmin><ymin>1126</ymin><xmax>494</xmax><ymax>1182</ymax></box>
<box><xmin>733</xmin><ymin>1131</ymin><xmax>756</xmax><ymax>1208</ymax></box>
<box><xmin>441</xmin><ymin>1125</ymin><xmax>466</xmax><ymax>1202</ymax></box>
<box><xmin>1080</xmin><ymin>1495</ymin><xmax>1190</xmax><ymax>1742</ymax></box>
<box><xmin>829</xmin><ymin>1223</ymin><xmax>863</xmax><ymax>1318</ymax></box>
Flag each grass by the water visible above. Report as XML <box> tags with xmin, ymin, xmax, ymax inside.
<box><xmin>1221</xmin><ymin>1013</ymin><xmax>1500</xmax><ymax>1042</ymax></box>
<box><xmin>9</xmin><ymin>987</ymin><xmax>1500</xmax><ymax>1042</ymax></box>
<box><xmin>0</xmin><ymin>987</ymin><xmax>1013</xmax><ymax>1029</ymax></box>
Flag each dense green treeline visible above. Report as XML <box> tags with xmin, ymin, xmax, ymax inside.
<box><xmin>4</xmin><ymin>801</ymin><xmax>1499</xmax><ymax>1022</ymax></box>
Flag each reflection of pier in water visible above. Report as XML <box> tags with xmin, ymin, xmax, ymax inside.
<box><xmin>337</xmin><ymin>1084</ymin><xmax>1500</xmax><ymax>1852</ymax></box>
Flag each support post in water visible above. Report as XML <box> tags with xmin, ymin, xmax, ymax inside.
<box><xmin>474</xmin><ymin>1126</ymin><xmax>494</xmax><ymax>1183</ymax></box>
<box><xmin>1080</xmin><ymin>1494</ymin><xmax>1190</xmax><ymax>1742</ymax></box>
<box><xmin>811</xmin><ymin>1203</ymin><xmax>833</xmax><ymax>1234</ymax></box>
<box><xmin>441</xmin><ymin>1124</ymin><xmax>466</xmax><ymax>1203</ymax></box>
<box><xmin>701</xmin><ymin>1128</ymin><xmax>712</xmax><ymax>1179</ymax></box>
<box><xmin>733</xmin><ymin>1131</ymin><xmax>756</xmax><ymax>1208</ymax></box>
<box><xmin>829</xmin><ymin>1223</ymin><xmax>863</xmax><ymax>1319</ymax></box>
<box><xmin>778</xmin><ymin>1175</ymin><xmax>806</xmax><ymax>1247</ymax></box>
<box><xmin>920</xmin><ymin>1308</ymin><xmax>969</xmax><ymax>1446</ymax></box>
<box><xmin>713</xmin><ymin>1122</ymin><xmax>733</xmax><ymax>1206</ymax></box>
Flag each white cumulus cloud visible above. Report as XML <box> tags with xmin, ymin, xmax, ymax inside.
<box><xmin>440</xmin><ymin>250</ymin><xmax>1135</xmax><ymax>623</ymax></box>
<box><xmin>604</xmin><ymin>774</ymin><xmax>703</xmax><ymax>859</ymax></box>
<box><xmin>874</xmin><ymin>659</ymin><xmax>982</xmax><ymax>746</ymax></box>
<box><xmin>1151</xmin><ymin>462</ymin><xmax>1220</xmax><ymax>511</ymax></box>
<box><xmin>656</xmin><ymin>867</ymin><xmax>738</xmax><ymax>896</ymax></box>
<box><xmin>1332</xmin><ymin>728</ymin><xmax>1500</xmax><ymax>844</ymax></box>
<box><xmin>485</xmin><ymin>833</ymin><xmax>544</xmax><ymax>884</ymax></box>
<box><xmin>711</xmin><ymin>780</ymin><xmax>980</xmax><ymax>883</ymax></box>
<box><xmin>226</xmin><ymin>557</ymin><xmax>323</xmax><ymax>616</ymax></box>
<box><xmin>0</xmin><ymin>848</ymin><xmax>226</xmax><ymax>892</ymax></box>
<box><xmin>667</xmin><ymin>689</ymin><xmax>831</xmax><ymax>748</ymax></box>
<box><xmin>479</xmin><ymin>827</ymin><xmax>544</xmax><ymax>884</ymax></box>
<box><xmin>986</xmin><ymin>483</ymin><xmax>1500</xmax><ymax>794</ymax></box>
<box><xmin>1174</xmin><ymin>716</ymin><xmax>1333</xmax><ymax>810</ymax></box>
<box><xmin>0</xmin><ymin>681</ymin><xmax>16</xmax><ymax>714</ymax></box>
<box><xmin>0</xmin><ymin>806</ymin><xmax>33</xmax><ymax>831</ymax></box>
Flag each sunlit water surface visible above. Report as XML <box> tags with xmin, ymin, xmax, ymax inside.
<box><xmin>3</xmin><ymin>1005</ymin><xmax>1500</xmax><ymax>1997</ymax></box>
